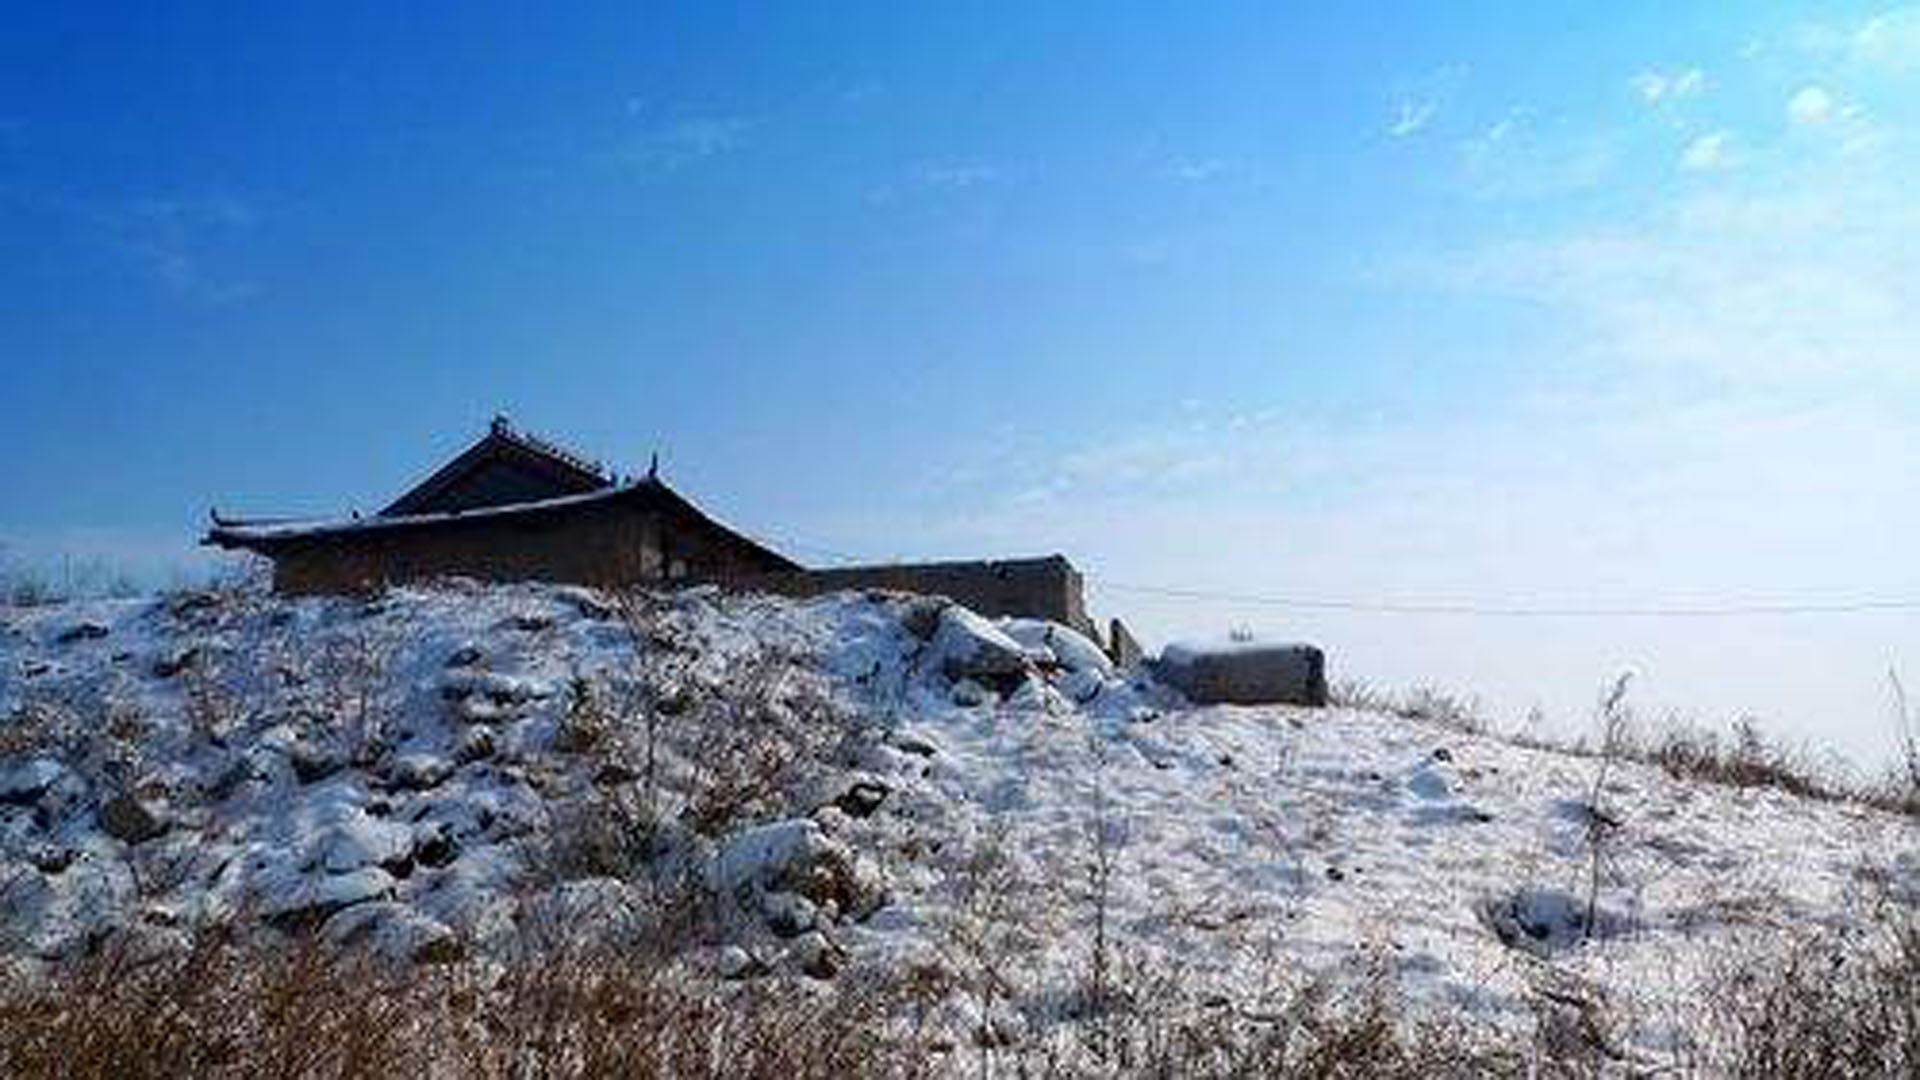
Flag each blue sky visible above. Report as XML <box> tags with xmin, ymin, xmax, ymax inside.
<box><xmin>5</xmin><ymin>4</ymin><xmax>1919</xmax><ymax>764</ymax></box>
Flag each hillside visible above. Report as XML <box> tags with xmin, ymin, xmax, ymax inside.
<box><xmin>1</xmin><ymin>581</ymin><xmax>1915</xmax><ymax>1075</ymax></box>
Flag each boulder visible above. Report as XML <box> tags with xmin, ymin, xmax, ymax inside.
<box><xmin>761</xmin><ymin>891</ymin><xmax>819</xmax><ymax>938</ymax></box>
<box><xmin>56</xmin><ymin>622</ymin><xmax>109</xmax><ymax>645</ymax></box>
<box><xmin>385</xmin><ymin>753</ymin><xmax>454</xmax><ymax>791</ymax></box>
<box><xmin>321</xmin><ymin>902</ymin><xmax>462</xmax><ymax>964</ymax></box>
<box><xmin>898</xmin><ymin>596</ymin><xmax>949</xmax><ymax>641</ymax></box>
<box><xmin>1108</xmin><ymin>618</ymin><xmax>1145</xmax><ymax>669</ymax></box>
<box><xmin>832</xmin><ymin>780</ymin><xmax>890</xmax><ymax>819</ymax></box>
<box><xmin>709</xmin><ymin>818</ymin><xmax>887</xmax><ymax>923</ymax></box>
<box><xmin>151</xmin><ymin>646</ymin><xmax>202</xmax><ymax>679</ymax></box>
<box><xmin>316</xmin><ymin>809</ymin><xmax>416</xmax><ymax>874</ymax></box>
<box><xmin>790</xmin><ymin>930</ymin><xmax>845</xmax><ymax>980</ymax></box>
<box><xmin>1154</xmin><ymin>640</ymin><xmax>1328</xmax><ymax>707</ymax></box>
<box><xmin>999</xmin><ymin>619</ymin><xmax>1114</xmax><ymax>679</ymax></box>
<box><xmin>260</xmin><ymin>867</ymin><xmax>398</xmax><ymax>932</ymax></box>
<box><xmin>717</xmin><ymin>944</ymin><xmax>768</xmax><ymax>980</ymax></box>
<box><xmin>928</xmin><ymin>608</ymin><xmax>1030</xmax><ymax>683</ymax></box>
<box><xmin>100</xmin><ymin>793</ymin><xmax>168</xmax><ymax>844</ymax></box>
<box><xmin>0</xmin><ymin>758</ymin><xmax>67</xmax><ymax>807</ymax></box>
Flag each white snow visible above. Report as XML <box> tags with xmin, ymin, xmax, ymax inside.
<box><xmin>1</xmin><ymin>580</ymin><xmax>1914</xmax><ymax>1064</ymax></box>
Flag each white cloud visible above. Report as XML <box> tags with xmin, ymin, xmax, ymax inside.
<box><xmin>1164</xmin><ymin>155</ymin><xmax>1232</xmax><ymax>183</ymax></box>
<box><xmin>1457</xmin><ymin>112</ymin><xmax>1619</xmax><ymax>198</ymax></box>
<box><xmin>1796</xmin><ymin>6</ymin><xmax>1920</xmax><ymax>73</ymax></box>
<box><xmin>916</xmin><ymin>162</ymin><xmax>1005</xmax><ymax>188</ymax></box>
<box><xmin>1680</xmin><ymin>130</ymin><xmax>1735</xmax><ymax>170</ymax></box>
<box><xmin>1631</xmin><ymin>67</ymin><xmax>1705</xmax><ymax>104</ymax></box>
<box><xmin>1386</xmin><ymin>64</ymin><xmax>1468</xmax><ymax>139</ymax></box>
<box><xmin>1787</xmin><ymin>85</ymin><xmax>1835</xmax><ymax>125</ymax></box>
<box><xmin>617</xmin><ymin>115</ymin><xmax>752</xmax><ymax>171</ymax></box>
<box><xmin>1388</xmin><ymin>98</ymin><xmax>1437</xmax><ymax>137</ymax></box>
<box><xmin>1851</xmin><ymin>8</ymin><xmax>1920</xmax><ymax>71</ymax></box>
<box><xmin>106</xmin><ymin>195</ymin><xmax>260</xmax><ymax>305</ymax></box>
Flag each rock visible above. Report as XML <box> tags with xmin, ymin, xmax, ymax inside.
<box><xmin>890</xmin><ymin>732</ymin><xmax>941</xmax><ymax>758</ymax></box>
<box><xmin>100</xmin><ymin>793</ymin><xmax>168</xmax><ymax>844</ymax></box>
<box><xmin>1154</xmin><ymin>640</ymin><xmax>1328</xmax><ymax>707</ymax></box>
<box><xmin>167</xmin><ymin>591</ymin><xmax>221</xmax><ymax>619</ymax></box>
<box><xmin>558</xmin><ymin>587</ymin><xmax>618</xmax><ymax>621</ymax></box>
<box><xmin>412</xmin><ymin>824</ymin><xmax>459</xmax><ymax>869</ymax></box>
<box><xmin>200</xmin><ymin>757</ymin><xmax>254</xmax><ymax>801</ymax></box>
<box><xmin>1059</xmin><ymin>669</ymin><xmax>1105</xmax><ymax>705</ymax></box>
<box><xmin>56</xmin><ymin>622</ymin><xmax>109</xmax><ymax>645</ymax></box>
<box><xmin>29</xmin><ymin>844</ymin><xmax>76</xmax><ymax>874</ymax></box>
<box><xmin>950</xmin><ymin>679</ymin><xmax>992</xmax><ymax>707</ymax></box>
<box><xmin>928</xmin><ymin>607</ymin><xmax>1031</xmax><ymax>683</ymax></box>
<box><xmin>762</xmin><ymin>891</ymin><xmax>819</xmax><ymax>938</ymax></box>
<box><xmin>833</xmin><ymin>781</ymin><xmax>890</xmax><ymax>819</ymax></box>
<box><xmin>444</xmin><ymin>645</ymin><xmax>485</xmax><ymax>669</ymax></box>
<box><xmin>151</xmin><ymin>646</ymin><xmax>202</xmax><ymax>679</ymax></box>
<box><xmin>262</xmin><ymin>867</ymin><xmax>398</xmax><ymax>932</ymax></box>
<box><xmin>317</xmin><ymin>810</ymin><xmax>416</xmax><ymax>874</ymax></box>
<box><xmin>440</xmin><ymin>670</ymin><xmax>554</xmax><ymax>721</ymax></box>
<box><xmin>321</xmin><ymin>902</ymin><xmax>462</xmax><ymax>964</ymax></box>
<box><xmin>1108</xmin><ymin>617</ymin><xmax>1145</xmax><ymax>669</ymax></box>
<box><xmin>790</xmin><ymin>930</ymin><xmax>844</xmax><ymax>980</ymax></box>
<box><xmin>717</xmin><ymin>944</ymin><xmax>767</xmax><ymax>980</ymax></box>
<box><xmin>899</xmin><ymin>596</ymin><xmax>950</xmax><ymax>641</ymax></box>
<box><xmin>710</xmin><ymin>818</ymin><xmax>888</xmax><ymax>923</ymax></box>
<box><xmin>0</xmin><ymin>758</ymin><xmax>66</xmax><ymax>807</ymax></box>
<box><xmin>289</xmin><ymin>744</ymin><xmax>344</xmax><ymax>785</ymax></box>
<box><xmin>386</xmin><ymin>753</ymin><xmax>454</xmax><ymax>792</ymax></box>
<box><xmin>449</xmin><ymin>730</ymin><xmax>493</xmax><ymax>768</ymax></box>
<box><xmin>999</xmin><ymin>619</ymin><xmax>1115</xmax><ymax>679</ymax></box>
<box><xmin>594</xmin><ymin>761</ymin><xmax>639</xmax><ymax>786</ymax></box>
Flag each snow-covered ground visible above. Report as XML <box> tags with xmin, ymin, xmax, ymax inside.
<box><xmin>1</xmin><ymin>581</ymin><xmax>1914</xmax><ymax>1064</ymax></box>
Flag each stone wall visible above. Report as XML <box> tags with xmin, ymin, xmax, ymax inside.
<box><xmin>268</xmin><ymin>501</ymin><xmax>779</xmax><ymax>596</ymax></box>
<box><xmin>746</xmin><ymin>555</ymin><xmax>1096</xmax><ymax>638</ymax></box>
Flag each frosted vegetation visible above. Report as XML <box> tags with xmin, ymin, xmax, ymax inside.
<box><xmin>0</xmin><ymin>579</ymin><xmax>1914</xmax><ymax>1077</ymax></box>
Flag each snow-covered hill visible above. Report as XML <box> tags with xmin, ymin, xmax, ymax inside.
<box><xmin>2</xmin><ymin>581</ymin><xmax>1914</xmax><ymax>1067</ymax></box>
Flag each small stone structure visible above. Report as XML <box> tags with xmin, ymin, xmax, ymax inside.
<box><xmin>747</xmin><ymin>556</ymin><xmax>1095</xmax><ymax>639</ymax></box>
<box><xmin>1154</xmin><ymin>640</ymin><xmax>1328</xmax><ymax>707</ymax></box>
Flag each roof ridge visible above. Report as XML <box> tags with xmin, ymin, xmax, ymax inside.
<box><xmin>491</xmin><ymin>419</ymin><xmax>613</xmax><ymax>482</ymax></box>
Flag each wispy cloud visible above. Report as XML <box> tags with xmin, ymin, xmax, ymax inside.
<box><xmin>1679</xmin><ymin>129</ymin><xmax>1736</xmax><ymax>171</ymax></box>
<box><xmin>1457</xmin><ymin>110</ymin><xmax>1620</xmax><ymax>197</ymax></box>
<box><xmin>1630</xmin><ymin>67</ymin><xmax>1705</xmax><ymax>105</ymax></box>
<box><xmin>915</xmin><ymin>161</ymin><xmax>1005</xmax><ymax>188</ymax></box>
<box><xmin>616</xmin><ymin>115</ymin><xmax>753</xmax><ymax>172</ymax></box>
<box><xmin>1798</xmin><ymin>6</ymin><xmax>1920</xmax><ymax>74</ymax></box>
<box><xmin>105</xmin><ymin>195</ymin><xmax>260</xmax><ymax>305</ymax></box>
<box><xmin>1163</xmin><ymin>155</ymin><xmax>1234</xmax><ymax>184</ymax></box>
<box><xmin>1385</xmin><ymin>64</ymin><xmax>1467</xmax><ymax>139</ymax></box>
<box><xmin>1387</xmin><ymin>98</ymin><xmax>1438</xmax><ymax>138</ymax></box>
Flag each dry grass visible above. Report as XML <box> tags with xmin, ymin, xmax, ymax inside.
<box><xmin>5</xmin><ymin>907</ymin><xmax>1911</xmax><ymax>1078</ymax></box>
<box><xmin>1340</xmin><ymin>676</ymin><xmax>1917</xmax><ymax>819</ymax></box>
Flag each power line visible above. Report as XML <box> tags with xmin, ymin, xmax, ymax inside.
<box><xmin>1092</xmin><ymin>579</ymin><xmax>1920</xmax><ymax>619</ymax></box>
<box><xmin>739</xmin><ymin>525</ymin><xmax>1920</xmax><ymax>620</ymax></box>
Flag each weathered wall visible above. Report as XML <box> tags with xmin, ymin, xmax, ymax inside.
<box><xmin>270</xmin><ymin>502</ymin><xmax>778</xmax><ymax>596</ymax></box>
<box><xmin>1153</xmin><ymin>642</ymin><xmax>1328</xmax><ymax>707</ymax></box>
<box><xmin>745</xmin><ymin>555</ymin><xmax>1096</xmax><ymax>638</ymax></box>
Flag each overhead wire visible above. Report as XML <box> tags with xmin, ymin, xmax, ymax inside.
<box><xmin>738</xmin><ymin>526</ymin><xmax>1920</xmax><ymax>620</ymax></box>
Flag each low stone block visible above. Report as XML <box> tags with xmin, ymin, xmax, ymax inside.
<box><xmin>1155</xmin><ymin>640</ymin><xmax>1328</xmax><ymax>707</ymax></box>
